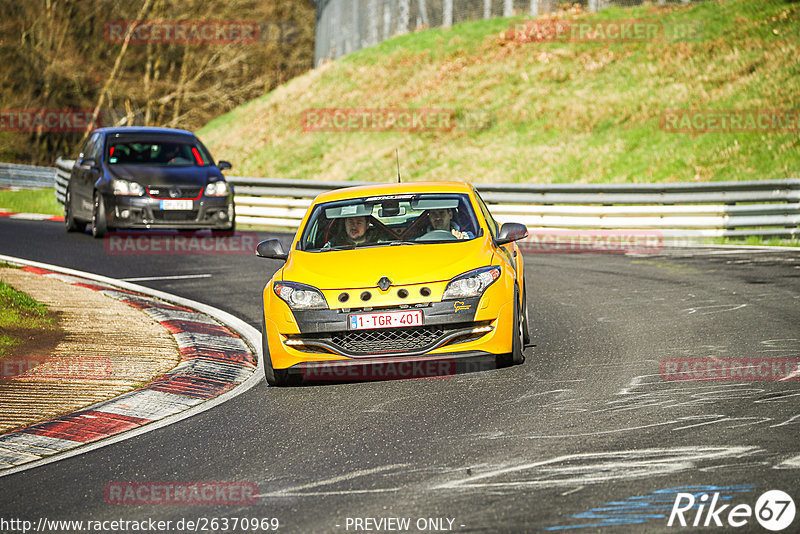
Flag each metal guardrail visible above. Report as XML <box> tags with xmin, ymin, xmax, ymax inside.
<box><xmin>0</xmin><ymin>162</ymin><xmax>57</xmax><ymax>190</ymax></box>
<box><xmin>230</xmin><ymin>176</ymin><xmax>800</xmax><ymax>238</ymax></box>
<box><xmin>48</xmin><ymin>160</ymin><xmax>800</xmax><ymax>238</ymax></box>
<box><xmin>54</xmin><ymin>157</ymin><xmax>72</xmax><ymax>204</ymax></box>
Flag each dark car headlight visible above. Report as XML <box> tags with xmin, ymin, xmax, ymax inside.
<box><xmin>273</xmin><ymin>281</ymin><xmax>328</xmax><ymax>310</ymax></box>
<box><xmin>442</xmin><ymin>266</ymin><xmax>501</xmax><ymax>300</ymax></box>
<box><xmin>112</xmin><ymin>179</ymin><xmax>145</xmax><ymax>196</ymax></box>
<box><xmin>204</xmin><ymin>181</ymin><xmax>230</xmax><ymax>197</ymax></box>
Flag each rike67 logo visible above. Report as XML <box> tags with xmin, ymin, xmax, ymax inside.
<box><xmin>668</xmin><ymin>489</ymin><xmax>795</xmax><ymax>531</ymax></box>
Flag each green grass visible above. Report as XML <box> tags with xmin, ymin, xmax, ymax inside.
<box><xmin>198</xmin><ymin>0</ymin><xmax>799</xmax><ymax>184</ymax></box>
<box><xmin>711</xmin><ymin>236</ymin><xmax>800</xmax><ymax>247</ymax></box>
<box><xmin>0</xmin><ymin>188</ymin><xmax>63</xmax><ymax>217</ymax></box>
<box><xmin>0</xmin><ymin>281</ymin><xmax>57</xmax><ymax>360</ymax></box>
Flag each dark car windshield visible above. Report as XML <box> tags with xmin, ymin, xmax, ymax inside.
<box><xmin>299</xmin><ymin>193</ymin><xmax>481</xmax><ymax>251</ymax></box>
<box><xmin>107</xmin><ymin>140</ymin><xmax>213</xmax><ymax>167</ymax></box>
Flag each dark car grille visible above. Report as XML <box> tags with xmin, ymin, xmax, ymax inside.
<box><xmin>147</xmin><ymin>187</ymin><xmax>202</xmax><ymax>199</ymax></box>
<box><xmin>152</xmin><ymin>210</ymin><xmax>199</xmax><ymax>222</ymax></box>
<box><xmin>332</xmin><ymin>326</ymin><xmax>444</xmax><ymax>355</ymax></box>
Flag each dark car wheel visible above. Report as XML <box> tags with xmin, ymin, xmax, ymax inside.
<box><xmin>498</xmin><ymin>285</ymin><xmax>525</xmax><ymax>368</ymax></box>
<box><xmin>64</xmin><ymin>187</ymin><xmax>86</xmax><ymax>233</ymax></box>
<box><xmin>91</xmin><ymin>190</ymin><xmax>108</xmax><ymax>239</ymax></box>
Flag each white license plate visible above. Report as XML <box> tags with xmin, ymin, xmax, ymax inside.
<box><xmin>160</xmin><ymin>199</ymin><xmax>193</xmax><ymax>210</ymax></box>
<box><xmin>349</xmin><ymin>309</ymin><xmax>423</xmax><ymax>330</ymax></box>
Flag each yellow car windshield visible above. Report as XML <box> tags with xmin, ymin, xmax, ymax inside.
<box><xmin>299</xmin><ymin>193</ymin><xmax>480</xmax><ymax>251</ymax></box>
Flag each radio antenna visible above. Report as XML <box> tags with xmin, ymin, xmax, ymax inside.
<box><xmin>395</xmin><ymin>149</ymin><xmax>401</xmax><ymax>183</ymax></box>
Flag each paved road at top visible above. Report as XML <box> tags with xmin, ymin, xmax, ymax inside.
<box><xmin>1</xmin><ymin>218</ymin><xmax>799</xmax><ymax>533</ymax></box>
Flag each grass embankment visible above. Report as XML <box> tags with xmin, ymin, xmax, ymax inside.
<box><xmin>0</xmin><ymin>273</ymin><xmax>59</xmax><ymax>361</ymax></box>
<box><xmin>0</xmin><ymin>188</ymin><xmax>62</xmax><ymax>217</ymax></box>
<box><xmin>198</xmin><ymin>0</ymin><xmax>799</xmax><ymax>184</ymax></box>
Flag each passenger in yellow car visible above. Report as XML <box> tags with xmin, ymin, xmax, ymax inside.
<box><xmin>427</xmin><ymin>208</ymin><xmax>473</xmax><ymax>240</ymax></box>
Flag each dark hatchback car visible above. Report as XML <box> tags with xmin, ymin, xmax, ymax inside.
<box><xmin>65</xmin><ymin>127</ymin><xmax>235</xmax><ymax>237</ymax></box>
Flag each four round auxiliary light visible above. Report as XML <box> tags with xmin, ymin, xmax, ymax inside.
<box><xmin>337</xmin><ymin>287</ymin><xmax>431</xmax><ymax>303</ymax></box>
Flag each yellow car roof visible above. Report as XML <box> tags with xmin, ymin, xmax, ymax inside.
<box><xmin>313</xmin><ymin>181</ymin><xmax>474</xmax><ymax>204</ymax></box>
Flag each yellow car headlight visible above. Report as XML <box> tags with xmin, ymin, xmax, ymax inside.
<box><xmin>442</xmin><ymin>266</ymin><xmax>501</xmax><ymax>300</ymax></box>
<box><xmin>273</xmin><ymin>281</ymin><xmax>328</xmax><ymax>310</ymax></box>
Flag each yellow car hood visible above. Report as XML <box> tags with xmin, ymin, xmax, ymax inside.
<box><xmin>281</xmin><ymin>239</ymin><xmax>494</xmax><ymax>289</ymax></box>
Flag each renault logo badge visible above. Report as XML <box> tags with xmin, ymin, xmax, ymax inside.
<box><xmin>377</xmin><ymin>277</ymin><xmax>392</xmax><ymax>291</ymax></box>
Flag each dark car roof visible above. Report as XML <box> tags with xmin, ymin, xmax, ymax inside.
<box><xmin>93</xmin><ymin>126</ymin><xmax>197</xmax><ymax>137</ymax></box>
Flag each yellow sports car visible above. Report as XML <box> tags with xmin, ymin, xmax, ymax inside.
<box><xmin>256</xmin><ymin>182</ymin><xmax>529</xmax><ymax>386</ymax></box>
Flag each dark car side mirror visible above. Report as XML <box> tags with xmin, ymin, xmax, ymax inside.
<box><xmin>496</xmin><ymin>222</ymin><xmax>528</xmax><ymax>245</ymax></box>
<box><xmin>218</xmin><ymin>160</ymin><xmax>232</xmax><ymax>171</ymax></box>
<box><xmin>256</xmin><ymin>239</ymin><xmax>288</xmax><ymax>260</ymax></box>
<box><xmin>79</xmin><ymin>157</ymin><xmax>98</xmax><ymax>169</ymax></box>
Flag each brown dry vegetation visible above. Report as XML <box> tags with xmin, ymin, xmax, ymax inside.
<box><xmin>0</xmin><ymin>0</ymin><xmax>315</xmax><ymax>165</ymax></box>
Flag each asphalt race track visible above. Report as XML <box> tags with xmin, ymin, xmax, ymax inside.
<box><xmin>1</xmin><ymin>217</ymin><xmax>799</xmax><ymax>533</ymax></box>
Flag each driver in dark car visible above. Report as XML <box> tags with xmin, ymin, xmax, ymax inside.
<box><xmin>161</xmin><ymin>144</ymin><xmax>181</xmax><ymax>163</ymax></box>
<box><xmin>427</xmin><ymin>208</ymin><xmax>473</xmax><ymax>240</ymax></box>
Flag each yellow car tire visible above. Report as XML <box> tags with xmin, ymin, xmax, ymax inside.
<box><xmin>499</xmin><ymin>285</ymin><xmax>525</xmax><ymax>367</ymax></box>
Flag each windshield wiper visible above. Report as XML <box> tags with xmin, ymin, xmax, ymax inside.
<box><xmin>311</xmin><ymin>244</ymin><xmax>355</xmax><ymax>252</ymax></box>
<box><xmin>313</xmin><ymin>240</ymin><xmax>414</xmax><ymax>252</ymax></box>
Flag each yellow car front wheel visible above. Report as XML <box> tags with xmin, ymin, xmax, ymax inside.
<box><xmin>262</xmin><ymin>320</ymin><xmax>298</xmax><ymax>387</ymax></box>
<box><xmin>498</xmin><ymin>285</ymin><xmax>525</xmax><ymax>367</ymax></box>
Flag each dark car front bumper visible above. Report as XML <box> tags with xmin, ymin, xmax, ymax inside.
<box><xmin>107</xmin><ymin>194</ymin><xmax>234</xmax><ymax>230</ymax></box>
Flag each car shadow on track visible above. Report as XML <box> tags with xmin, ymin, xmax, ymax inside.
<box><xmin>277</xmin><ymin>351</ymin><xmax>531</xmax><ymax>387</ymax></box>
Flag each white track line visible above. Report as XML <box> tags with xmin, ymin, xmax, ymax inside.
<box><xmin>775</xmin><ymin>455</ymin><xmax>800</xmax><ymax>469</ymax></box>
<box><xmin>256</xmin><ymin>464</ymin><xmax>408</xmax><ymax>497</ymax></box>
<box><xmin>121</xmin><ymin>274</ymin><xmax>212</xmax><ymax>282</ymax></box>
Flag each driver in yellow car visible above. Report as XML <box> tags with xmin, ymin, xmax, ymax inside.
<box><xmin>327</xmin><ymin>215</ymin><xmax>379</xmax><ymax>247</ymax></box>
<box><xmin>344</xmin><ymin>215</ymin><xmax>369</xmax><ymax>244</ymax></box>
<box><xmin>428</xmin><ymin>208</ymin><xmax>473</xmax><ymax>239</ymax></box>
